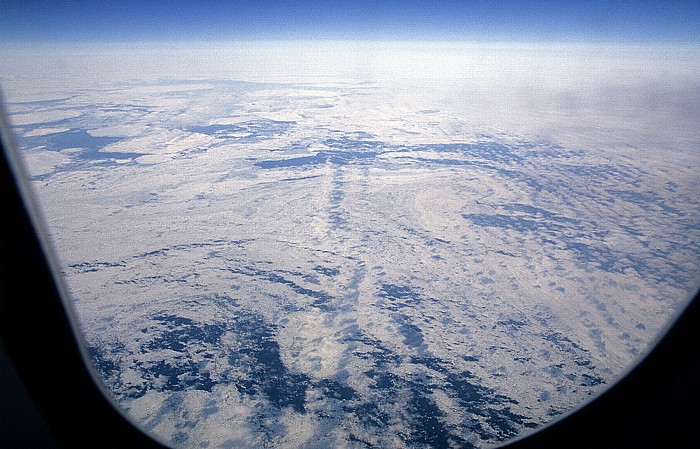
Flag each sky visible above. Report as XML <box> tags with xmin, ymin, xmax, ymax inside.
<box><xmin>1</xmin><ymin>1</ymin><xmax>699</xmax><ymax>44</ymax></box>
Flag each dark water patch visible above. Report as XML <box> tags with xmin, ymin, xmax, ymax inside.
<box><xmin>315</xmin><ymin>379</ymin><xmax>357</xmax><ymax>401</ymax></box>
<box><xmin>366</xmin><ymin>370</ymin><xmax>403</xmax><ymax>391</ymax></box>
<box><xmin>379</xmin><ymin>283</ymin><xmax>414</xmax><ymax>299</ymax></box>
<box><xmin>188</xmin><ymin>119</ymin><xmax>294</xmax><ymax>141</ymax></box>
<box><xmin>230</xmin><ymin>267</ymin><xmax>334</xmax><ymax>309</ymax></box>
<box><xmin>404</xmin><ymin>365</ymin><xmax>479</xmax><ymax>447</ymax></box>
<box><xmin>93</xmin><ymin>302</ymin><xmax>315</xmax><ymax>413</ymax></box>
<box><xmin>346</xmin><ymin>433</ymin><xmax>379</xmax><ymax>449</ymax></box>
<box><xmin>139</xmin><ymin>248</ymin><xmax>170</xmax><ymax>258</ymax></box>
<box><xmin>407</xmin><ymin>355</ymin><xmax>533</xmax><ymax>442</ymax></box>
<box><xmin>406</xmin><ymin>388</ymin><xmax>469</xmax><ymax>449</ymax></box>
<box><xmin>67</xmin><ymin>260</ymin><xmax>126</xmax><ymax>273</ymax></box>
<box><xmin>580</xmin><ymin>372</ymin><xmax>605</xmax><ymax>387</ymax></box>
<box><xmin>227</xmin><ymin>310</ymin><xmax>310</xmax><ymax>413</ymax></box>
<box><xmin>188</xmin><ymin>123</ymin><xmax>246</xmax><ymax>137</ymax></box>
<box><xmin>588</xmin><ymin>328</ymin><xmax>607</xmax><ymax>354</ymax></box>
<box><xmin>378</xmin><ymin>283</ymin><xmax>422</xmax><ymax>310</ymax></box>
<box><xmin>13</xmin><ymin>121</ymin><xmax>67</xmax><ymax>135</ymax></box>
<box><xmin>10</xmin><ymin>97</ymin><xmax>75</xmax><ymax>108</ymax></box>
<box><xmin>410</xmin><ymin>356</ymin><xmax>531</xmax><ymax>440</ymax></box>
<box><xmin>144</xmin><ymin>359</ymin><xmax>216</xmax><ymax>393</ymax></box>
<box><xmin>409</xmin><ymin>356</ymin><xmax>449</xmax><ymax>375</ymax></box>
<box><xmin>280</xmin><ymin>174</ymin><xmax>323</xmax><ymax>182</ymax></box>
<box><xmin>448</xmin><ymin>369</ymin><xmax>514</xmax><ymax>405</ymax></box>
<box><xmin>494</xmin><ymin>249</ymin><xmax>516</xmax><ymax>257</ymax></box>
<box><xmin>144</xmin><ymin>314</ymin><xmax>226</xmax><ymax>352</ymax></box>
<box><xmin>108</xmin><ymin>275</ymin><xmax>191</xmax><ymax>287</ymax></box>
<box><xmin>345</xmin><ymin>333</ymin><xmax>534</xmax><ymax>445</ymax></box>
<box><xmin>543</xmin><ymin>364</ymin><xmax>564</xmax><ymax>377</ymax></box>
<box><xmin>343</xmin><ymin>400</ymin><xmax>393</xmax><ymax>444</ymax></box>
<box><xmin>131</xmin><ymin>241</ymin><xmax>233</xmax><ymax>261</ymax></box>
<box><xmin>94</xmin><ymin>104</ymin><xmax>152</xmax><ymax>114</ymax></box>
<box><xmin>395</xmin><ymin>316</ymin><xmax>426</xmax><ymax>350</ymax></box>
<box><xmin>323</xmin><ymin>136</ymin><xmax>383</xmax><ymax>150</ymax></box>
<box><xmin>201</xmin><ymin>401</ymin><xmax>219</xmax><ymax>419</ymax></box>
<box><xmin>16</xmin><ymin>128</ymin><xmax>143</xmax><ymax>180</ymax></box>
<box><xmin>89</xmin><ymin>345</ymin><xmax>121</xmax><ymax>387</ymax></box>
<box><xmin>175</xmin><ymin>146</ymin><xmax>208</xmax><ymax>159</ymax></box>
<box><xmin>18</xmin><ymin>128</ymin><xmax>124</xmax><ymax>155</ymax></box>
<box><xmin>348</xmin><ymin>335</ymin><xmax>403</xmax><ymax>372</ymax></box>
<box><xmin>264</xmin><ymin>272</ymin><xmax>332</xmax><ymax>302</ymax></box>
<box><xmin>484</xmin><ymin>406</ymin><xmax>540</xmax><ymax>437</ymax></box>
<box><xmin>126</xmin><ymin>315</ymin><xmax>226</xmax><ymax>395</ymax></box>
<box><xmin>494</xmin><ymin>319</ymin><xmax>528</xmax><ymax>331</ymax></box>
<box><xmin>364</xmin><ymin>364</ymin><xmax>477</xmax><ymax>448</ymax></box>
<box><xmin>542</xmin><ymin>332</ymin><xmax>586</xmax><ymax>355</ymax></box>
<box><xmin>254</xmin><ymin>137</ymin><xmax>579</xmax><ymax>172</ymax></box>
<box><xmin>313</xmin><ymin>265</ymin><xmax>340</xmax><ymax>277</ymax></box>
<box><xmin>255</xmin><ymin>153</ymin><xmax>324</xmax><ymax>168</ymax></box>
<box><xmin>541</xmin><ymin>332</ymin><xmax>605</xmax><ymax>387</ymax></box>
<box><xmin>443</xmin><ymin>370</ymin><xmax>529</xmax><ymax>439</ymax></box>
<box><xmin>94</xmin><ymin>314</ymin><xmax>228</xmax><ymax>399</ymax></box>
<box><xmin>255</xmin><ymin>150</ymin><xmax>378</xmax><ymax>169</ymax></box>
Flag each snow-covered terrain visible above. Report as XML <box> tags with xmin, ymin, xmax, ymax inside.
<box><xmin>3</xmin><ymin>43</ymin><xmax>699</xmax><ymax>448</ymax></box>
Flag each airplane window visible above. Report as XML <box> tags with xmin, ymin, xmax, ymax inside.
<box><xmin>1</xmin><ymin>2</ymin><xmax>699</xmax><ymax>448</ymax></box>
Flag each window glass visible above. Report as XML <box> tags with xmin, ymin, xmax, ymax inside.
<box><xmin>1</xmin><ymin>2</ymin><xmax>699</xmax><ymax>448</ymax></box>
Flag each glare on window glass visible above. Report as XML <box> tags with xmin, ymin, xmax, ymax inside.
<box><xmin>1</xmin><ymin>1</ymin><xmax>699</xmax><ymax>448</ymax></box>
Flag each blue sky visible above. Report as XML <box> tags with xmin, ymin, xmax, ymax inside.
<box><xmin>1</xmin><ymin>1</ymin><xmax>698</xmax><ymax>44</ymax></box>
